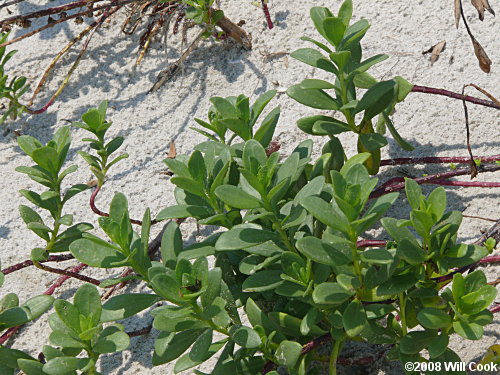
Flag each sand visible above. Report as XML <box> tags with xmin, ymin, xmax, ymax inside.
<box><xmin>0</xmin><ymin>0</ymin><xmax>498</xmax><ymax>374</ymax></box>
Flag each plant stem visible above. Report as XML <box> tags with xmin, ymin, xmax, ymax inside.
<box><xmin>34</xmin><ymin>261</ymin><xmax>100</xmax><ymax>285</ymax></box>
<box><xmin>261</xmin><ymin>0</ymin><xmax>274</xmax><ymax>29</ymax></box>
<box><xmin>398</xmin><ymin>293</ymin><xmax>407</xmax><ymax>335</ymax></box>
<box><xmin>1</xmin><ymin>254</ymin><xmax>74</xmax><ymax>275</ymax></box>
<box><xmin>370</xmin><ymin>164</ymin><xmax>500</xmax><ymax>198</ymax></box>
<box><xmin>380</xmin><ymin>155</ymin><xmax>500</xmax><ymax>166</ymax></box>
<box><xmin>411</xmin><ymin>85</ymin><xmax>500</xmax><ymax>110</ymax></box>
<box><xmin>329</xmin><ymin>339</ymin><xmax>343</xmax><ymax>375</ymax></box>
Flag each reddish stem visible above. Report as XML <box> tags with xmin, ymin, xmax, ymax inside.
<box><xmin>261</xmin><ymin>0</ymin><xmax>274</xmax><ymax>29</ymax></box>
<box><xmin>411</xmin><ymin>85</ymin><xmax>500</xmax><ymax>110</ymax></box>
<box><xmin>35</xmin><ymin>262</ymin><xmax>99</xmax><ymax>285</ymax></box>
<box><xmin>90</xmin><ymin>185</ymin><xmax>158</xmax><ymax>226</ymax></box>
<box><xmin>127</xmin><ymin>325</ymin><xmax>152</xmax><ymax>337</ymax></box>
<box><xmin>0</xmin><ymin>263</ymin><xmax>87</xmax><ymax>345</ymax></box>
<box><xmin>479</xmin><ymin>255</ymin><xmax>500</xmax><ymax>264</ymax></box>
<box><xmin>490</xmin><ymin>304</ymin><xmax>500</xmax><ymax>314</ymax></box>
<box><xmin>1</xmin><ymin>254</ymin><xmax>74</xmax><ymax>275</ymax></box>
<box><xmin>380</xmin><ymin>155</ymin><xmax>500</xmax><ymax>167</ymax></box>
<box><xmin>370</xmin><ymin>164</ymin><xmax>500</xmax><ymax>198</ymax></box>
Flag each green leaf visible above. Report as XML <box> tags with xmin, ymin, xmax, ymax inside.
<box><xmin>17</xmin><ymin>135</ymin><xmax>43</xmax><ymax>157</ymax></box>
<box><xmin>297</xmin><ymin>115</ymin><xmax>342</xmax><ymax>135</ymax></box>
<box><xmin>215</xmin><ymin>185</ymin><xmax>262</xmax><ymax>209</ymax></box>
<box><xmin>343</xmin><ymin>300</ymin><xmax>368</xmax><ymax>337</ymax></box>
<box><xmin>156</xmin><ymin>205</ymin><xmax>213</xmax><ymax>220</ymax></box>
<box><xmin>399</xmin><ymin>330</ymin><xmax>437</xmax><ymax>354</ymax></box>
<box><xmin>382</xmin><ymin>112</ymin><xmax>414</xmax><ymax>151</ymax></box>
<box><xmin>174</xmin><ymin>340</ymin><xmax>226</xmax><ymax>373</ymax></box>
<box><xmin>355</xmin><ymin>80</ymin><xmax>396</xmax><ymax>120</ymax></box>
<box><xmin>339</xmin><ymin>19</ymin><xmax>370</xmax><ymax>49</ymax></box>
<box><xmin>459</xmin><ymin>285</ymin><xmax>497</xmax><ymax>315</ymax></box>
<box><xmin>31</xmin><ymin>146</ymin><xmax>60</xmax><ymax>176</ymax></box>
<box><xmin>453</xmin><ymin>320</ymin><xmax>483</xmax><ymax>340</ymax></box>
<box><xmin>74</xmin><ymin>284</ymin><xmax>101</xmax><ymax>325</ymax></box>
<box><xmin>428</xmin><ymin>334</ymin><xmax>449</xmax><ymax>359</ymax></box>
<box><xmin>301</xmin><ymin>195</ymin><xmax>350</xmax><ymax>234</ymax></box>
<box><xmin>287</xmin><ymin>85</ymin><xmax>339</xmax><ymax>110</ymax></box>
<box><xmin>417</xmin><ymin>308</ymin><xmax>452</xmax><ymax>330</ymax></box>
<box><xmin>210</xmin><ymin>97</ymin><xmax>239</xmax><ymax>118</ymax></box>
<box><xmin>350</xmin><ymin>54</ymin><xmax>388</xmax><ymax>76</ymax></box>
<box><xmin>396</xmin><ymin>239</ymin><xmax>426</xmax><ymax>265</ymax></box>
<box><xmin>338</xmin><ymin>0</ymin><xmax>353</xmax><ymax>26</ymax></box>
<box><xmin>245</xmin><ymin>298</ymin><xmax>285</xmax><ymax>341</ymax></box>
<box><xmin>310</xmin><ymin>6</ymin><xmax>334</xmax><ymax>42</ymax></box>
<box><xmin>188</xmin><ymin>150</ymin><xmax>207</xmax><ymax>184</ymax></box>
<box><xmin>70</xmin><ymin>237</ymin><xmax>126</xmax><ymax>268</ymax></box>
<box><xmin>242</xmin><ymin>270</ymin><xmax>283</xmax><ymax>292</ymax></box>
<box><xmin>229</xmin><ymin>325</ymin><xmax>262</xmax><ymax>348</ymax></box>
<box><xmin>443</xmin><ymin>244</ymin><xmax>489</xmax><ymax>268</ymax></box>
<box><xmin>160</xmin><ymin>221</ymin><xmax>182</xmax><ymax>269</ymax></box>
<box><xmin>312</xmin><ymin>119</ymin><xmax>350</xmax><ymax>135</ymax></box>
<box><xmin>299</xmin><ymin>36</ymin><xmax>332</xmax><ymax>53</ymax></box>
<box><xmin>275</xmin><ymin>340</ymin><xmax>302</xmax><ymax>368</ymax></box>
<box><xmin>215</xmin><ymin>224</ymin><xmax>279</xmax><ymax>251</ymax></box>
<box><xmin>170</xmin><ymin>176</ymin><xmax>206</xmax><ymax>196</ymax></box>
<box><xmin>312</xmin><ymin>282</ymin><xmax>354</xmax><ymax>305</ymax></box>
<box><xmin>54</xmin><ymin>300</ymin><xmax>80</xmax><ymax>333</ymax></box>
<box><xmin>360</xmin><ymin>248</ymin><xmax>393</xmax><ymax>264</ymax></box>
<box><xmin>93</xmin><ymin>325</ymin><xmax>130</xmax><ymax>353</ymax></box>
<box><xmin>323</xmin><ymin>17</ymin><xmax>346</xmax><ymax>47</ymax></box>
<box><xmin>22</xmin><ymin>295</ymin><xmax>54</xmax><ymax>320</ymax></box>
<box><xmin>189</xmin><ymin>328</ymin><xmax>213</xmax><ymax>362</ymax></box>
<box><xmin>17</xmin><ymin>359</ymin><xmax>46</xmax><ymax>375</ymax></box>
<box><xmin>43</xmin><ymin>357</ymin><xmax>91</xmax><ymax>375</ymax></box>
<box><xmin>377</xmin><ymin>273</ymin><xmax>418</xmax><ymax>296</ymax></box>
<box><xmin>254</xmin><ymin>106</ymin><xmax>280</xmax><ymax>148</ymax></box>
<box><xmin>358</xmin><ymin>133</ymin><xmax>387</xmax><ymax>151</ymax></box>
<box><xmin>394</xmin><ymin>76</ymin><xmax>414</xmax><ymax>102</ymax></box>
<box><xmin>296</xmin><ymin>236</ymin><xmax>350</xmax><ymax>266</ymax></box>
<box><xmin>150</xmin><ymin>274</ymin><xmax>184</xmax><ymax>304</ymax></box>
<box><xmin>269</xmin><ymin>312</ymin><xmax>326</xmax><ymax>337</ymax></box>
<box><xmin>101</xmin><ymin>294</ymin><xmax>158</xmax><ymax>322</ymax></box>
<box><xmin>405</xmin><ymin>178</ymin><xmax>422</xmax><ymax>209</ymax></box>
<box><xmin>250</xmin><ymin>90</ymin><xmax>277</xmax><ymax>128</ymax></box>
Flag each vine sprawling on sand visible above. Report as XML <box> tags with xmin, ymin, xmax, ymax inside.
<box><xmin>0</xmin><ymin>1</ymin><xmax>499</xmax><ymax>375</ymax></box>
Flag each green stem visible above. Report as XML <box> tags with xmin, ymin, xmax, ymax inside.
<box><xmin>329</xmin><ymin>339</ymin><xmax>343</xmax><ymax>375</ymax></box>
<box><xmin>338</xmin><ymin>73</ymin><xmax>357</xmax><ymax>133</ymax></box>
<box><xmin>399</xmin><ymin>292</ymin><xmax>408</xmax><ymax>335</ymax></box>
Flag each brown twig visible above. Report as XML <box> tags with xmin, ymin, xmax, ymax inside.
<box><xmin>463</xmin><ymin>214</ymin><xmax>498</xmax><ymax>223</ymax></box>
<box><xmin>356</xmin><ymin>240</ymin><xmax>388</xmax><ymax>248</ymax></box>
<box><xmin>127</xmin><ymin>324</ymin><xmax>152</xmax><ymax>337</ymax></box>
<box><xmin>370</xmin><ymin>164</ymin><xmax>500</xmax><ymax>199</ymax></box>
<box><xmin>380</xmin><ymin>155</ymin><xmax>500</xmax><ymax>166</ymax></box>
<box><xmin>1</xmin><ymin>254</ymin><xmax>74</xmax><ymax>275</ymax></box>
<box><xmin>461</xmin><ymin>85</ymin><xmax>478</xmax><ymax>179</ymax></box>
<box><xmin>410</xmin><ymin>85</ymin><xmax>500</xmax><ymax>110</ymax></box>
<box><xmin>261</xmin><ymin>0</ymin><xmax>273</xmax><ymax>29</ymax></box>
<box><xmin>35</xmin><ymin>262</ymin><xmax>100</xmax><ymax>286</ymax></box>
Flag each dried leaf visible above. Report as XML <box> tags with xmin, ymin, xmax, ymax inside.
<box><xmin>86</xmin><ymin>179</ymin><xmax>98</xmax><ymax>188</ymax></box>
<box><xmin>423</xmin><ymin>41</ymin><xmax>446</xmax><ymax>65</ymax></box>
<box><xmin>167</xmin><ymin>141</ymin><xmax>176</xmax><ymax>159</ymax></box>
<box><xmin>455</xmin><ymin>0</ymin><xmax>461</xmax><ymax>28</ymax></box>
<box><xmin>471</xmin><ymin>0</ymin><xmax>495</xmax><ymax>21</ymax></box>
<box><xmin>471</xmin><ymin>37</ymin><xmax>491</xmax><ymax>73</ymax></box>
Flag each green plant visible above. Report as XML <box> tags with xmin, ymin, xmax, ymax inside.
<box><xmin>0</xmin><ymin>32</ymin><xmax>29</xmax><ymax>126</ymax></box>
<box><xmin>1</xmin><ymin>2</ymin><xmax>499</xmax><ymax>375</ymax></box>
<box><xmin>15</xmin><ymin>127</ymin><xmax>92</xmax><ymax>263</ymax></box>
<box><xmin>287</xmin><ymin>1</ymin><xmax>414</xmax><ymax>175</ymax></box>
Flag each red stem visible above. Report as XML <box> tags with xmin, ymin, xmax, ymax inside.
<box><xmin>370</xmin><ymin>164</ymin><xmax>500</xmax><ymax>198</ymax></box>
<box><xmin>35</xmin><ymin>262</ymin><xmax>99</xmax><ymax>285</ymax></box>
<box><xmin>261</xmin><ymin>1</ymin><xmax>274</xmax><ymax>29</ymax></box>
<box><xmin>480</xmin><ymin>255</ymin><xmax>500</xmax><ymax>264</ymax></box>
<box><xmin>380</xmin><ymin>155</ymin><xmax>500</xmax><ymax>167</ymax></box>
<box><xmin>0</xmin><ymin>263</ymin><xmax>87</xmax><ymax>345</ymax></box>
<box><xmin>1</xmin><ymin>254</ymin><xmax>74</xmax><ymax>275</ymax></box>
<box><xmin>491</xmin><ymin>304</ymin><xmax>500</xmax><ymax>314</ymax></box>
<box><xmin>411</xmin><ymin>85</ymin><xmax>500</xmax><ymax>110</ymax></box>
<box><xmin>90</xmin><ymin>185</ymin><xmax>159</xmax><ymax>226</ymax></box>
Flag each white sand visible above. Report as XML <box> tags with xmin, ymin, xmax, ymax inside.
<box><xmin>0</xmin><ymin>1</ymin><xmax>498</xmax><ymax>374</ymax></box>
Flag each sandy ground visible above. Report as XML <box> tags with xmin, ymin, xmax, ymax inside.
<box><xmin>0</xmin><ymin>1</ymin><xmax>499</xmax><ymax>374</ymax></box>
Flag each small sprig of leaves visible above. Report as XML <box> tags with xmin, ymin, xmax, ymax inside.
<box><xmin>287</xmin><ymin>1</ymin><xmax>414</xmax><ymax>175</ymax></box>
<box><xmin>192</xmin><ymin>89</ymin><xmax>279</xmax><ymax>147</ymax></box>
<box><xmin>16</xmin><ymin>127</ymin><xmax>92</xmax><ymax>262</ymax></box>
<box><xmin>13</xmin><ymin>284</ymin><xmax>131</xmax><ymax>375</ymax></box>
<box><xmin>0</xmin><ymin>32</ymin><xmax>30</xmax><ymax>126</ymax></box>
<box><xmin>183</xmin><ymin>0</ymin><xmax>225</xmax><ymax>38</ymax></box>
<box><xmin>74</xmin><ymin>101</ymin><xmax>128</xmax><ymax>187</ymax></box>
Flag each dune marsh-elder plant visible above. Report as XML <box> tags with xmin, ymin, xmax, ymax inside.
<box><xmin>0</xmin><ymin>2</ymin><xmax>500</xmax><ymax>375</ymax></box>
<box><xmin>1</xmin><ymin>94</ymin><xmax>498</xmax><ymax>373</ymax></box>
